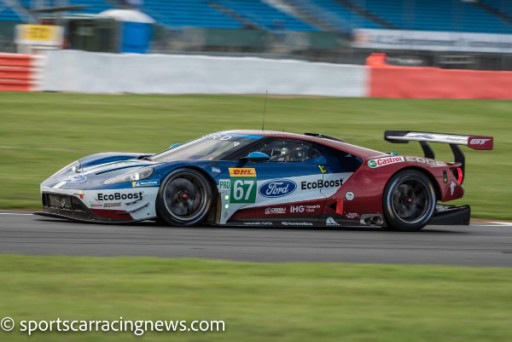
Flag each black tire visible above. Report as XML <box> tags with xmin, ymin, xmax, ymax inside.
<box><xmin>383</xmin><ymin>170</ymin><xmax>436</xmax><ymax>232</ymax></box>
<box><xmin>156</xmin><ymin>168</ymin><xmax>213</xmax><ymax>226</ymax></box>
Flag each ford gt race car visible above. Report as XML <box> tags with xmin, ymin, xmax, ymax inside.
<box><xmin>39</xmin><ymin>130</ymin><xmax>493</xmax><ymax>231</ymax></box>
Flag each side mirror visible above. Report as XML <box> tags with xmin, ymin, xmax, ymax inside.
<box><xmin>168</xmin><ymin>143</ymin><xmax>182</xmax><ymax>149</ymax></box>
<box><xmin>244</xmin><ymin>151</ymin><xmax>270</xmax><ymax>162</ymax></box>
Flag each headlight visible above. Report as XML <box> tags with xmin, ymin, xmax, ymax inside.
<box><xmin>52</xmin><ymin>160</ymin><xmax>81</xmax><ymax>178</ymax></box>
<box><xmin>103</xmin><ymin>167</ymin><xmax>154</xmax><ymax>185</ymax></box>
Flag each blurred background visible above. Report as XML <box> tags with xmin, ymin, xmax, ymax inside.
<box><xmin>1</xmin><ymin>0</ymin><xmax>512</xmax><ymax>69</ymax></box>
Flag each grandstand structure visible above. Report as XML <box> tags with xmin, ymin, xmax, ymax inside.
<box><xmin>1</xmin><ymin>0</ymin><xmax>512</xmax><ymax>69</ymax></box>
<box><xmin>1</xmin><ymin>0</ymin><xmax>510</xmax><ymax>33</ymax></box>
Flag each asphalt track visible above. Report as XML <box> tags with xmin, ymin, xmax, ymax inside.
<box><xmin>0</xmin><ymin>211</ymin><xmax>511</xmax><ymax>267</ymax></box>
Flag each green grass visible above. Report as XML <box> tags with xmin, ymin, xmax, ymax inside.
<box><xmin>0</xmin><ymin>92</ymin><xmax>510</xmax><ymax>218</ymax></box>
<box><xmin>0</xmin><ymin>255</ymin><xmax>510</xmax><ymax>342</ymax></box>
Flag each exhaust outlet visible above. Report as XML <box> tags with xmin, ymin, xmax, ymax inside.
<box><xmin>361</xmin><ymin>214</ymin><xmax>384</xmax><ymax>226</ymax></box>
<box><xmin>372</xmin><ymin>216</ymin><xmax>383</xmax><ymax>225</ymax></box>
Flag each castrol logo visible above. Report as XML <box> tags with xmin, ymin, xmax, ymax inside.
<box><xmin>368</xmin><ymin>156</ymin><xmax>405</xmax><ymax>168</ymax></box>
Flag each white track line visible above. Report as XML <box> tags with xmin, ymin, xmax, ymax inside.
<box><xmin>490</xmin><ymin>222</ymin><xmax>512</xmax><ymax>226</ymax></box>
<box><xmin>475</xmin><ymin>222</ymin><xmax>512</xmax><ymax>227</ymax></box>
<box><xmin>0</xmin><ymin>212</ymin><xmax>34</xmax><ymax>216</ymax></box>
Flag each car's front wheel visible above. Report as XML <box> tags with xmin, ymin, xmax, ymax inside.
<box><xmin>156</xmin><ymin>169</ymin><xmax>212</xmax><ymax>226</ymax></box>
<box><xmin>383</xmin><ymin>170</ymin><xmax>436</xmax><ymax>232</ymax></box>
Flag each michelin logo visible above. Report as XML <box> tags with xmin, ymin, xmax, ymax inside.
<box><xmin>326</xmin><ymin>217</ymin><xmax>340</xmax><ymax>226</ymax></box>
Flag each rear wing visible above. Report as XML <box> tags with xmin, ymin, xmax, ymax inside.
<box><xmin>384</xmin><ymin>131</ymin><xmax>493</xmax><ymax>182</ymax></box>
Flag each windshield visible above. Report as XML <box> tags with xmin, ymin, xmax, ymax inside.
<box><xmin>150</xmin><ymin>133</ymin><xmax>263</xmax><ymax>162</ymax></box>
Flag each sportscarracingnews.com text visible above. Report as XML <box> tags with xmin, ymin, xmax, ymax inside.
<box><xmin>0</xmin><ymin>316</ymin><xmax>225</xmax><ymax>336</ymax></box>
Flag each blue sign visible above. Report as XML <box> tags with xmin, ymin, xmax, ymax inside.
<box><xmin>258</xmin><ymin>179</ymin><xmax>297</xmax><ymax>198</ymax></box>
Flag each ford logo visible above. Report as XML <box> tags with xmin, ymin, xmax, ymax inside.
<box><xmin>258</xmin><ymin>179</ymin><xmax>297</xmax><ymax>198</ymax></box>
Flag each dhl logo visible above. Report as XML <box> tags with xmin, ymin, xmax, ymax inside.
<box><xmin>229</xmin><ymin>168</ymin><xmax>257</xmax><ymax>177</ymax></box>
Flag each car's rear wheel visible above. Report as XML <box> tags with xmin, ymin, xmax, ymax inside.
<box><xmin>383</xmin><ymin>170</ymin><xmax>436</xmax><ymax>232</ymax></box>
<box><xmin>156</xmin><ymin>169</ymin><xmax>212</xmax><ymax>226</ymax></box>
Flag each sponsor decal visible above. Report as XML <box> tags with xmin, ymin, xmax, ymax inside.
<box><xmin>368</xmin><ymin>156</ymin><xmax>405</xmax><ymax>168</ymax></box>
<box><xmin>469</xmin><ymin>138</ymin><xmax>491</xmax><ymax>145</ymax></box>
<box><xmin>229</xmin><ymin>168</ymin><xmax>256</xmax><ymax>177</ymax></box>
<box><xmin>206</xmin><ymin>133</ymin><xmax>233</xmax><ymax>141</ymax></box>
<box><xmin>345</xmin><ymin>192</ymin><xmax>355</xmax><ymax>201</ymax></box>
<box><xmin>265</xmin><ymin>207</ymin><xmax>287</xmax><ymax>215</ymax></box>
<box><xmin>91</xmin><ymin>203</ymin><xmax>103</xmax><ymax>208</ymax></box>
<box><xmin>97</xmin><ymin>192</ymin><xmax>143</xmax><ymax>201</ymax></box>
<box><xmin>243</xmin><ymin>221</ymin><xmax>273</xmax><ymax>226</ymax></box>
<box><xmin>219</xmin><ymin>179</ymin><xmax>231</xmax><ymax>190</ymax></box>
<box><xmin>132</xmin><ymin>180</ymin><xmax>159</xmax><ymax>187</ymax></box>
<box><xmin>281</xmin><ymin>222</ymin><xmax>313</xmax><ymax>226</ymax></box>
<box><xmin>405</xmin><ymin>156</ymin><xmax>446</xmax><ymax>166</ymax></box>
<box><xmin>450</xmin><ymin>181</ymin><xmax>456</xmax><ymax>196</ymax></box>
<box><xmin>326</xmin><ymin>217</ymin><xmax>340</xmax><ymax>226</ymax></box>
<box><xmin>290</xmin><ymin>205</ymin><xmax>305</xmax><ymax>214</ymax></box>
<box><xmin>405</xmin><ymin>133</ymin><xmax>467</xmax><ymax>144</ymax></box>
<box><xmin>318</xmin><ymin>165</ymin><xmax>327</xmax><ymax>174</ymax></box>
<box><xmin>346</xmin><ymin>213</ymin><xmax>359</xmax><ymax>219</ymax></box>
<box><xmin>290</xmin><ymin>204</ymin><xmax>321</xmax><ymax>214</ymax></box>
<box><xmin>76</xmin><ymin>191</ymin><xmax>84</xmax><ymax>199</ymax></box>
<box><xmin>104</xmin><ymin>202</ymin><xmax>122</xmax><ymax>208</ymax></box>
<box><xmin>211</xmin><ymin>167</ymin><xmax>221</xmax><ymax>173</ymax></box>
<box><xmin>407</xmin><ymin>133</ymin><xmax>436</xmax><ymax>140</ymax></box>
<box><xmin>259</xmin><ymin>180</ymin><xmax>297</xmax><ymax>198</ymax></box>
<box><xmin>63</xmin><ymin>174</ymin><xmax>87</xmax><ymax>183</ymax></box>
<box><xmin>301</xmin><ymin>178</ymin><xmax>343</xmax><ymax>190</ymax></box>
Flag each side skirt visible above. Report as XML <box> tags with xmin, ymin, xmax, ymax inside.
<box><xmin>226</xmin><ymin>215</ymin><xmax>367</xmax><ymax>228</ymax></box>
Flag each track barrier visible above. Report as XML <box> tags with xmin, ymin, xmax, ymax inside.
<box><xmin>369</xmin><ymin>66</ymin><xmax>512</xmax><ymax>99</ymax></box>
<box><xmin>3</xmin><ymin>50</ymin><xmax>512</xmax><ymax>98</ymax></box>
<box><xmin>0</xmin><ymin>53</ymin><xmax>41</xmax><ymax>92</ymax></box>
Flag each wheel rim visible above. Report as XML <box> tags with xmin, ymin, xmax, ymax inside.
<box><xmin>163</xmin><ymin>172</ymin><xmax>209</xmax><ymax>222</ymax></box>
<box><xmin>390</xmin><ymin>179</ymin><xmax>430</xmax><ymax>224</ymax></box>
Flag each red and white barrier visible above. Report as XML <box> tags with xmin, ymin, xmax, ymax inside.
<box><xmin>5</xmin><ymin>50</ymin><xmax>512</xmax><ymax>99</ymax></box>
<box><xmin>0</xmin><ymin>53</ymin><xmax>42</xmax><ymax>92</ymax></box>
<box><xmin>369</xmin><ymin>66</ymin><xmax>512</xmax><ymax>99</ymax></box>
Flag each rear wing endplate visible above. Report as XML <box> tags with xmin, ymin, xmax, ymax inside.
<box><xmin>384</xmin><ymin>131</ymin><xmax>493</xmax><ymax>181</ymax></box>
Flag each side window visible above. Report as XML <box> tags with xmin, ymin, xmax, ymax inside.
<box><xmin>323</xmin><ymin>148</ymin><xmax>363</xmax><ymax>172</ymax></box>
<box><xmin>255</xmin><ymin>139</ymin><xmax>323</xmax><ymax>163</ymax></box>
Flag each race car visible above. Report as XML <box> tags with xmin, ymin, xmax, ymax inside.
<box><xmin>38</xmin><ymin>130</ymin><xmax>493</xmax><ymax>231</ymax></box>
